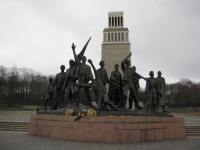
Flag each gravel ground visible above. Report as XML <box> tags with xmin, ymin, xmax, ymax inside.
<box><xmin>0</xmin><ymin>132</ymin><xmax>199</xmax><ymax>150</ymax></box>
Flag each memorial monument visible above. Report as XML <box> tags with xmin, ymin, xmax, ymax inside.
<box><xmin>29</xmin><ymin>12</ymin><xmax>186</xmax><ymax>143</ymax></box>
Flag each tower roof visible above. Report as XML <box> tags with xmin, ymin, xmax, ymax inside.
<box><xmin>108</xmin><ymin>11</ymin><xmax>123</xmax><ymax>15</ymax></box>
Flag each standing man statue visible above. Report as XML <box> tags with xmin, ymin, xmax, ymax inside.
<box><xmin>146</xmin><ymin>71</ymin><xmax>158</xmax><ymax>114</ymax></box>
<box><xmin>117</xmin><ymin>53</ymin><xmax>143</xmax><ymax>109</ymax></box>
<box><xmin>108</xmin><ymin>63</ymin><xmax>123</xmax><ymax>106</ymax></box>
<box><xmin>52</xmin><ymin>65</ymin><xmax>65</xmax><ymax>110</ymax></box>
<box><xmin>97</xmin><ymin>60</ymin><xmax>109</xmax><ymax>87</ymax></box>
<box><xmin>156</xmin><ymin>71</ymin><xmax>167</xmax><ymax>112</ymax></box>
<box><xmin>128</xmin><ymin>66</ymin><xmax>143</xmax><ymax>109</ymax></box>
<box><xmin>61</xmin><ymin>59</ymin><xmax>77</xmax><ymax>105</ymax></box>
<box><xmin>71</xmin><ymin>43</ymin><xmax>94</xmax><ymax>107</ymax></box>
<box><xmin>42</xmin><ymin>77</ymin><xmax>54</xmax><ymax>110</ymax></box>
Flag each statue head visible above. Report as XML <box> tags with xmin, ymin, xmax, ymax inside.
<box><xmin>60</xmin><ymin>65</ymin><xmax>65</xmax><ymax>72</ymax></box>
<box><xmin>149</xmin><ymin>71</ymin><xmax>154</xmax><ymax>78</ymax></box>
<box><xmin>49</xmin><ymin>78</ymin><xmax>53</xmax><ymax>84</ymax></box>
<box><xmin>69</xmin><ymin>59</ymin><xmax>75</xmax><ymax>67</ymax></box>
<box><xmin>99</xmin><ymin>61</ymin><xmax>105</xmax><ymax>68</ymax></box>
<box><xmin>81</xmin><ymin>56</ymin><xmax>87</xmax><ymax>63</ymax></box>
<box><xmin>157</xmin><ymin>71</ymin><xmax>162</xmax><ymax>77</ymax></box>
<box><xmin>132</xmin><ymin>66</ymin><xmax>136</xmax><ymax>72</ymax></box>
<box><xmin>115</xmin><ymin>63</ymin><xmax>119</xmax><ymax>70</ymax></box>
<box><xmin>125</xmin><ymin>59</ymin><xmax>130</xmax><ymax>66</ymax></box>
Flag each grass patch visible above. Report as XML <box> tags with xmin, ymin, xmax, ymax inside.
<box><xmin>0</xmin><ymin>106</ymin><xmax>33</xmax><ymax>111</ymax></box>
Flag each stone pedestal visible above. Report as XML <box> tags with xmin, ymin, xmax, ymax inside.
<box><xmin>29</xmin><ymin>115</ymin><xmax>186</xmax><ymax>143</ymax></box>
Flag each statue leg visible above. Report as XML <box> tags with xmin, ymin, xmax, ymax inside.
<box><xmin>129</xmin><ymin>84</ymin><xmax>142</xmax><ymax>109</ymax></box>
<box><xmin>152</xmin><ymin>91</ymin><xmax>157</xmax><ymax>114</ymax></box>
<box><xmin>128</xmin><ymin>92</ymin><xmax>132</xmax><ymax>109</ymax></box>
<box><xmin>111</xmin><ymin>91</ymin><xmax>115</xmax><ymax>105</ymax></box>
<box><xmin>129</xmin><ymin>85</ymin><xmax>137</xmax><ymax>109</ymax></box>
<box><xmin>53</xmin><ymin>88</ymin><xmax>60</xmax><ymax>110</ymax></box>
<box><xmin>44</xmin><ymin>99</ymin><xmax>48</xmax><ymax>110</ymax></box>
<box><xmin>75</xmin><ymin>86</ymin><xmax>82</xmax><ymax>104</ymax></box>
<box><xmin>97</xmin><ymin>96</ymin><xmax>103</xmax><ymax>110</ymax></box>
<box><xmin>104</xmin><ymin>93</ymin><xmax>120</xmax><ymax>111</ymax></box>
<box><xmin>116</xmin><ymin>87</ymin><xmax>121</xmax><ymax>105</ymax></box>
<box><xmin>71</xmin><ymin>85</ymin><xmax>76</xmax><ymax>105</ymax></box>
<box><xmin>117</xmin><ymin>83</ymin><xmax>129</xmax><ymax>108</ymax></box>
<box><xmin>84</xmin><ymin>87</ymin><xmax>93</xmax><ymax>107</ymax></box>
<box><xmin>162</xmin><ymin>106</ymin><xmax>167</xmax><ymax>112</ymax></box>
<box><xmin>59</xmin><ymin>92</ymin><xmax>65</xmax><ymax>109</ymax></box>
<box><xmin>66</xmin><ymin>86</ymin><xmax>72</xmax><ymax>105</ymax></box>
<box><xmin>135</xmin><ymin>89</ymin><xmax>139</xmax><ymax>109</ymax></box>
<box><xmin>49</xmin><ymin>94</ymin><xmax>53</xmax><ymax>110</ymax></box>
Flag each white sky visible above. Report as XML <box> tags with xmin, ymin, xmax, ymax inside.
<box><xmin>1</xmin><ymin>0</ymin><xmax>200</xmax><ymax>88</ymax></box>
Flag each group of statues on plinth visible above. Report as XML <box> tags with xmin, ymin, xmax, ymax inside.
<box><xmin>42</xmin><ymin>40</ymin><xmax>167</xmax><ymax>114</ymax></box>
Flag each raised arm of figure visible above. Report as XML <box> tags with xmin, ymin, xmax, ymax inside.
<box><xmin>71</xmin><ymin>43</ymin><xmax>81</xmax><ymax>66</ymax></box>
<box><xmin>121</xmin><ymin>52</ymin><xmax>132</xmax><ymax>72</ymax></box>
<box><xmin>121</xmin><ymin>52</ymin><xmax>132</xmax><ymax>64</ymax></box>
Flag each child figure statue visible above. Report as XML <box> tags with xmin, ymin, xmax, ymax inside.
<box><xmin>43</xmin><ymin>78</ymin><xmax>54</xmax><ymax>110</ymax></box>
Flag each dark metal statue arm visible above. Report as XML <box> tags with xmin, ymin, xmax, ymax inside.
<box><xmin>121</xmin><ymin>52</ymin><xmax>132</xmax><ymax>72</ymax></box>
<box><xmin>71</xmin><ymin>43</ymin><xmax>81</xmax><ymax>66</ymax></box>
<box><xmin>121</xmin><ymin>52</ymin><xmax>132</xmax><ymax>64</ymax></box>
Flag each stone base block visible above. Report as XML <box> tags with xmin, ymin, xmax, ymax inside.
<box><xmin>29</xmin><ymin>115</ymin><xmax>186</xmax><ymax>143</ymax></box>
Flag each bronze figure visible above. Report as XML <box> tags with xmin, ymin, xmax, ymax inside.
<box><xmin>52</xmin><ymin>65</ymin><xmax>65</xmax><ymax>110</ymax></box>
<box><xmin>72</xmin><ymin>43</ymin><xmax>94</xmax><ymax>107</ymax></box>
<box><xmin>108</xmin><ymin>63</ymin><xmax>123</xmax><ymax>105</ymax></box>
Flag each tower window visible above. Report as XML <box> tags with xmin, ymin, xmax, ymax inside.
<box><xmin>115</xmin><ymin>17</ymin><xmax>117</xmax><ymax>27</ymax></box>
<box><xmin>109</xmin><ymin>17</ymin><xmax>111</xmax><ymax>27</ymax></box>
<box><xmin>122</xmin><ymin>32</ymin><xmax>124</xmax><ymax>41</ymax></box>
<box><xmin>121</xmin><ymin>17</ymin><xmax>123</xmax><ymax>26</ymax></box>
<box><xmin>111</xmin><ymin>33</ymin><xmax>113</xmax><ymax>41</ymax></box>
<box><xmin>115</xmin><ymin>33</ymin><xmax>117</xmax><ymax>41</ymax></box>
<box><xmin>108</xmin><ymin>33</ymin><xmax>110</xmax><ymax>41</ymax></box>
<box><xmin>118</xmin><ymin>33</ymin><xmax>120</xmax><ymax>41</ymax></box>
<box><xmin>112</xmin><ymin>17</ymin><xmax>114</xmax><ymax>27</ymax></box>
<box><xmin>118</xmin><ymin>17</ymin><xmax>120</xmax><ymax>26</ymax></box>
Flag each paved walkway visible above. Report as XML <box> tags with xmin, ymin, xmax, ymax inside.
<box><xmin>0</xmin><ymin>111</ymin><xmax>35</xmax><ymax>122</ymax></box>
<box><xmin>173</xmin><ymin>113</ymin><xmax>200</xmax><ymax>125</ymax></box>
<box><xmin>0</xmin><ymin>131</ymin><xmax>199</xmax><ymax>150</ymax></box>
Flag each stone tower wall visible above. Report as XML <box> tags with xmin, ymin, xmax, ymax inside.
<box><xmin>101</xmin><ymin>43</ymin><xmax>131</xmax><ymax>78</ymax></box>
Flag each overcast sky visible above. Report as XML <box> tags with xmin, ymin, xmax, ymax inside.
<box><xmin>1</xmin><ymin>0</ymin><xmax>200</xmax><ymax>88</ymax></box>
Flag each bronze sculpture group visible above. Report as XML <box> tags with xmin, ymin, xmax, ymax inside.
<box><xmin>42</xmin><ymin>38</ymin><xmax>167</xmax><ymax>114</ymax></box>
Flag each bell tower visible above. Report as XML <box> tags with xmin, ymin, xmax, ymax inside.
<box><xmin>101</xmin><ymin>11</ymin><xmax>131</xmax><ymax>77</ymax></box>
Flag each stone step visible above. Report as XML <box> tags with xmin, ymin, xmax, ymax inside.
<box><xmin>0</xmin><ymin>121</ymin><xmax>29</xmax><ymax>124</ymax></box>
<box><xmin>0</xmin><ymin>128</ymin><xmax>29</xmax><ymax>132</ymax></box>
<box><xmin>0</xmin><ymin>126</ymin><xmax>29</xmax><ymax>129</ymax></box>
<box><xmin>186</xmin><ymin>129</ymin><xmax>200</xmax><ymax>131</ymax></box>
<box><xmin>0</xmin><ymin>121</ymin><xmax>29</xmax><ymax>132</ymax></box>
<box><xmin>0</xmin><ymin>124</ymin><xmax>29</xmax><ymax>127</ymax></box>
<box><xmin>186</xmin><ymin>131</ymin><xmax>200</xmax><ymax>133</ymax></box>
<box><xmin>185</xmin><ymin>126</ymin><xmax>200</xmax><ymax>136</ymax></box>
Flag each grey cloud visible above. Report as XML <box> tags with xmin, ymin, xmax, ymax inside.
<box><xmin>0</xmin><ymin>0</ymin><xmax>200</xmax><ymax>88</ymax></box>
